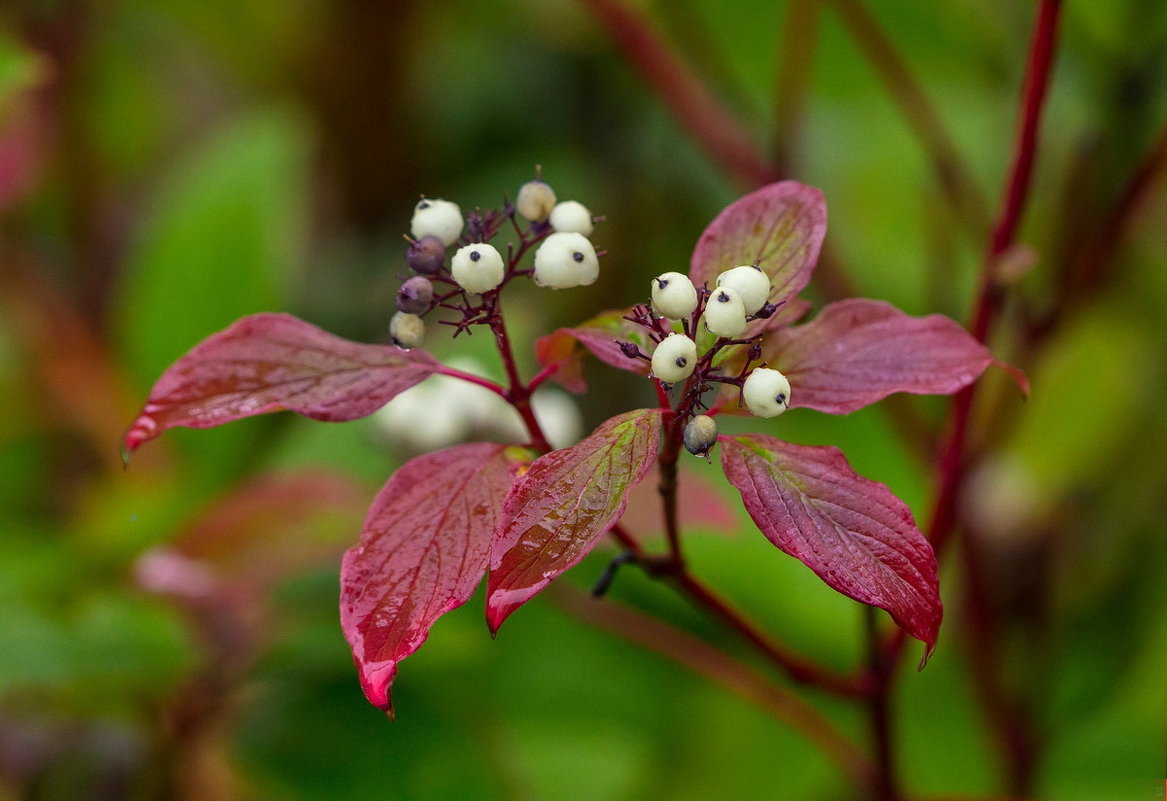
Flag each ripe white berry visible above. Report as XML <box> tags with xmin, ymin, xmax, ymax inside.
<box><xmin>742</xmin><ymin>367</ymin><xmax>791</xmax><ymax>418</ymax></box>
<box><xmin>451</xmin><ymin>243</ymin><xmax>505</xmax><ymax>294</ymax></box>
<box><xmin>390</xmin><ymin>312</ymin><xmax>426</xmax><ymax>349</ymax></box>
<box><xmin>517</xmin><ymin>179</ymin><xmax>557</xmax><ymax>221</ymax></box>
<box><xmin>717</xmin><ymin>265</ymin><xmax>771</xmax><ymax>315</ymax></box>
<box><xmin>549</xmin><ymin>200</ymin><xmax>594</xmax><ymax>236</ymax></box>
<box><xmin>533</xmin><ymin>232</ymin><xmax>599</xmax><ymax>289</ymax></box>
<box><xmin>683</xmin><ymin>414</ymin><xmax>718</xmax><ymax>457</ymax></box>
<box><xmin>651</xmin><ymin>272</ymin><xmax>698</xmax><ymax>319</ymax></box>
<box><xmin>410</xmin><ymin>198</ymin><xmax>464</xmax><ymax>246</ymax></box>
<box><xmin>702</xmin><ymin>286</ymin><xmax>748</xmax><ymax>338</ymax></box>
<box><xmin>650</xmin><ymin>333</ymin><xmax>698</xmax><ymax>384</ymax></box>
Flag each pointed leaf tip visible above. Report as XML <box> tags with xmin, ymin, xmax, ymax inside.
<box><xmin>721</xmin><ymin>434</ymin><xmax>942</xmax><ymax>650</ymax></box>
<box><xmin>486</xmin><ymin>409</ymin><xmax>661</xmax><ymax>631</ymax></box>
<box><xmin>341</xmin><ymin>442</ymin><xmax>523</xmax><ymax>712</ymax></box>
<box><xmin>124</xmin><ymin>313</ymin><xmax>441</xmax><ymax>449</ymax></box>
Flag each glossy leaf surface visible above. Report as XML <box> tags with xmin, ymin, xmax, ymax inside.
<box><xmin>690</xmin><ymin>181</ymin><xmax>827</xmax><ymax>309</ymax></box>
<box><xmin>763</xmin><ymin>298</ymin><xmax>994</xmax><ymax>414</ymax></box>
<box><xmin>124</xmin><ymin>313</ymin><xmax>440</xmax><ymax>454</ymax></box>
<box><xmin>487</xmin><ymin>409</ymin><xmax>661</xmax><ymax>632</ymax></box>
<box><xmin>341</xmin><ymin>443</ymin><xmax>526</xmax><ymax>714</ymax></box>
<box><xmin>721</xmin><ymin>433</ymin><xmax>941</xmax><ymax>651</ymax></box>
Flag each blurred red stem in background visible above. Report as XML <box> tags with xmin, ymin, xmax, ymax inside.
<box><xmin>578</xmin><ymin>0</ymin><xmax>779</xmax><ymax>187</ymax></box>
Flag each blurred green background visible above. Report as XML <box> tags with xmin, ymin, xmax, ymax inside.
<box><xmin>1</xmin><ymin>1</ymin><xmax>1165</xmax><ymax>799</ymax></box>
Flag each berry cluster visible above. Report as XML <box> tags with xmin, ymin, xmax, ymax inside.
<box><xmin>623</xmin><ymin>266</ymin><xmax>792</xmax><ymax>458</ymax></box>
<box><xmin>389</xmin><ymin>170</ymin><xmax>601</xmax><ymax>348</ymax></box>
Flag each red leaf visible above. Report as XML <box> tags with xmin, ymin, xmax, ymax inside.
<box><xmin>533</xmin><ymin>328</ymin><xmax>587</xmax><ymax>394</ymax></box>
<box><xmin>487</xmin><ymin>409</ymin><xmax>661</xmax><ymax>632</ymax></box>
<box><xmin>340</xmin><ymin>443</ymin><xmax>528</xmax><ymax>714</ymax></box>
<box><xmin>720</xmin><ymin>434</ymin><xmax>941</xmax><ymax>652</ymax></box>
<box><xmin>690</xmin><ymin>181</ymin><xmax>827</xmax><ymax>308</ymax></box>
<box><xmin>536</xmin><ymin>308</ymin><xmax>653</xmax><ymax>379</ymax></box>
<box><xmin>765</xmin><ymin>299</ymin><xmax>995</xmax><ymax>414</ymax></box>
<box><xmin>124</xmin><ymin>313</ymin><xmax>441</xmax><ymax>454</ymax></box>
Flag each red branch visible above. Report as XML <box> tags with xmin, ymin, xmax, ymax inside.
<box><xmin>578</xmin><ymin>0</ymin><xmax>777</xmax><ymax>187</ymax></box>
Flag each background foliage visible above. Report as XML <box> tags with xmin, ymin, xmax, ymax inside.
<box><xmin>1</xmin><ymin>1</ymin><xmax>1164</xmax><ymax>799</ymax></box>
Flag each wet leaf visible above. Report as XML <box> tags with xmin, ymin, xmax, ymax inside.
<box><xmin>764</xmin><ymin>299</ymin><xmax>996</xmax><ymax>414</ymax></box>
<box><xmin>341</xmin><ymin>443</ymin><xmax>528</xmax><ymax>714</ymax></box>
<box><xmin>487</xmin><ymin>409</ymin><xmax>661</xmax><ymax>633</ymax></box>
<box><xmin>124</xmin><ymin>313</ymin><xmax>440</xmax><ymax>455</ymax></box>
<box><xmin>690</xmin><ymin>181</ymin><xmax>827</xmax><ymax>309</ymax></box>
<box><xmin>721</xmin><ymin>433</ymin><xmax>941</xmax><ymax>652</ymax></box>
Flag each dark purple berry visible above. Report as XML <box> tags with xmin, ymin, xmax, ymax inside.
<box><xmin>397</xmin><ymin>276</ymin><xmax>434</xmax><ymax>314</ymax></box>
<box><xmin>407</xmin><ymin>236</ymin><xmax>445</xmax><ymax>275</ymax></box>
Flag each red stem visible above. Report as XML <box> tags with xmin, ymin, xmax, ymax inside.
<box><xmin>577</xmin><ymin>0</ymin><xmax>778</xmax><ymax>187</ymax></box>
<box><xmin>434</xmin><ymin>365</ymin><xmax>508</xmax><ymax>396</ymax></box>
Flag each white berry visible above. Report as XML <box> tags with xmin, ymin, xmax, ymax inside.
<box><xmin>517</xmin><ymin>179</ymin><xmax>557</xmax><ymax>221</ymax></box>
<box><xmin>717</xmin><ymin>265</ymin><xmax>771</xmax><ymax>315</ymax></box>
<box><xmin>549</xmin><ymin>200</ymin><xmax>594</xmax><ymax>236</ymax></box>
<box><xmin>651</xmin><ymin>272</ymin><xmax>698</xmax><ymax>319</ymax></box>
<box><xmin>702</xmin><ymin>286</ymin><xmax>748</xmax><ymax>338</ymax></box>
<box><xmin>533</xmin><ymin>232</ymin><xmax>599</xmax><ymax>289</ymax></box>
<box><xmin>742</xmin><ymin>367</ymin><xmax>791</xmax><ymax>418</ymax></box>
<box><xmin>390</xmin><ymin>312</ymin><xmax>426</xmax><ymax>349</ymax></box>
<box><xmin>410</xmin><ymin>198</ymin><xmax>464</xmax><ymax>246</ymax></box>
<box><xmin>650</xmin><ymin>333</ymin><xmax>698</xmax><ymax>384</ymax></box>
<box><xmin>451</xmin><ymin>243</ymin><xmax>505</xmax><ymax>294</ymax></box>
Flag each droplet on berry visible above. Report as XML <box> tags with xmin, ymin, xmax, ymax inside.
<box><xmin>390</xmin><ymin>312</ymin><xmax>426</xmax><ymax>349</ymax></box>
<box><xmin>683</xmin><ymin>415</ymin><xmax>718</xmax><ymax>458</ymax></box>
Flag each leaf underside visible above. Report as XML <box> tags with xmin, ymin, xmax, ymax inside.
<box><xmin>720</xmin><ymin>433</ymin><xmax>942</xmax><ymax>652</ymax></box>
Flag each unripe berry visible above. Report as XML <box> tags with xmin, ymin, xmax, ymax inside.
<box><xmin>407</xmin><ymin>236</ymin><xmax>445</xmax><ymax>275</ymax></box>
<box><xmin>683</xmin><ymin>415</ymin><xmax>718</xmax><ymax>458</ymax></box>
<box><xmin>516</xmin><ymin>179</ymin><xmax>557</xmax><ymax>221</ymax></box>
<box><xmin>650</xmin><ymin>333</ymin><xmax>698</xmax><ymax>384</ymax></box>
<box><xmin>703</xmin><ymin>286</ymin><xmax>748</xmax><ymax>338</ymax></box>
<box><xmin>533</xmin><ymin>231</ymin><xmax>599</xmax><ymax>289</ymax></box>
<box><xmin>451</xmin><ymin>243</ymin><xmax>505</xmax><ymax>294</ymax></box>
<box><xmin>716</xmin><ymin>265</ymin><xmax>771</xmax><ymax>315</ymax></box>
<box><xmin>549</xmin><ymin>200</ymin><xmax>594</xmax><ymax>236</ymax></box>
<box><xmin>396</xmin><ymin>276</ymin><xmax>434</xmax><ymax>314</ymax></box>
<box><xmin>651</xmin><ymin>272</ymin><xmax>698</xmax><ymax>319</ymax></box>
<box><xmin>390</xmin><ymin>312</ymin><xmax>426</xmax><ymax>349</ymax></box>
<box><xmin>742</xmin><ymin>367</ymin><xmax>791</xmax><ymax>418</ymax></box>
<box><xmin>410</xmin><ymin>198</ymin><xmax>464</xmax><ymax>246</ymax></box>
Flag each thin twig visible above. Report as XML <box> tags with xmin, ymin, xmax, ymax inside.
<box><xmin>608</xmin><ymin>525</ymin><xmax>866</xmax><ymax>697</ymax></box>
<box><xmin>546</xmin><ymin>582</ymin><xmax>878</xmax><ymax>795</ymax></box>
<box><xmin>577</xmin><ymin>0</ymin><xmax>778</xmax><ymax>187</ymax></box>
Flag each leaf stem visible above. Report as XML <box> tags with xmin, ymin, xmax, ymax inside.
<box><xmin>433</xmin><ymin>365</ymin><xmax>508</xmax><ymax>396</ymax></box>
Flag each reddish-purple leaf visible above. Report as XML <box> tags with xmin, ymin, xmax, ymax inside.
<box><xmin>341</xmin><ymin>442</ymin><xmax>528</xmax><ymax>715</ymax></box>
<box><xmin>764</xmin><ymin>299</ymin><xmax>995</xmax><ymax>414</ymax></box>
<box><xmin>533</xmin><ymin>328</ymin><xmax>588</xmax><ymax>394</ymax></box>
<box><xmin>124</xmin><ymin>313</ymin><xmax>441</xmax><ymax>454</ymax></box>
<box><xmin>535</xmin><ymin>308</ymin><xmax>653</xmax><ymax>379</ymax></box>
<box><xmin>720</xmin><ymin>433</ymin><xmax>941</xmax><ymax>652</ymax></box>
<box><xmin>690</xmin><ymin>181</ymin><xmax>827</xmax><ymax>309</ymax></box>
<box><xmin>487</xmin><ymin>409</ymin><xmax>661</xmax><ymax>633</ymax></box>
